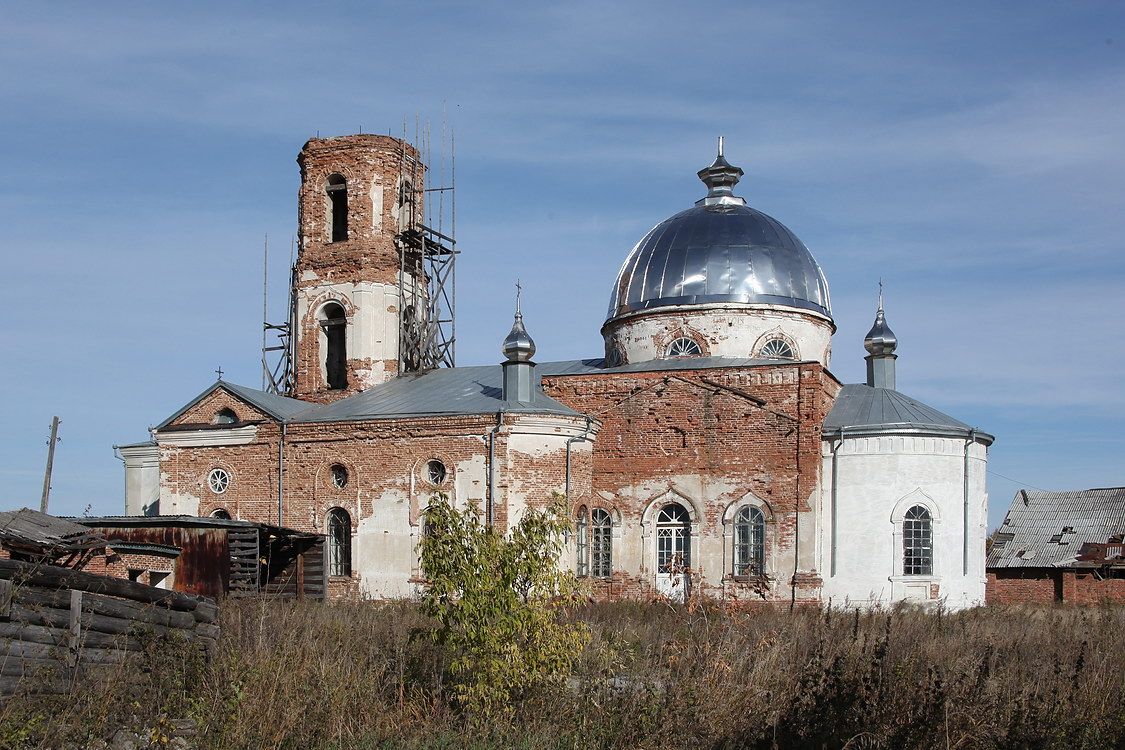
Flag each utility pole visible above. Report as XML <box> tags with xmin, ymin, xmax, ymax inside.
<box><xmin>40</xmin><ymin>416</ymin><xmax>60</xmax><ymax>513</ymax></box>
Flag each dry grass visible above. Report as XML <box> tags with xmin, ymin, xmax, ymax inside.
<box><xmin>1</xmin><ymin>600</ymin><xmax>1122</xmax><ymax>749</ymax></box>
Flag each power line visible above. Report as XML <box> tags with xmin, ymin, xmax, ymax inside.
<box><xmin>987</xmin><ymin>469</ymin><xmax>1049</xmax><ymax>492</ymax></box>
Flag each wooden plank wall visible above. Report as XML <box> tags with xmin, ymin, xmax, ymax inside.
<box><xmin>0</xmin><ymin>559</ymin><xmax>219</xmax><ymax>695</ymax></box>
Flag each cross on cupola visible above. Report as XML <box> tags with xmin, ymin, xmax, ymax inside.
<box><xmin>696</xmin><ymin>136</ymin><xmax>747</xmax><ymax>207</ymax></box>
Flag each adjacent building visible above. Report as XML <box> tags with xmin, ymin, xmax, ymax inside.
<box><xmin>987</xmin><ymin>488</ymin><xmax>1125</xmax><ymax>604</ymax></box>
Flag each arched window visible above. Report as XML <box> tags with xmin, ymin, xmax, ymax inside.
<box><xmin>320</xmin><ymin>303</ymin><xmax>347</xmax><ymax>390</ymax></box>
<box><xmin>426</xmin><ymin>459</ymin><xmax>447</xmax><ymax>486</ymax></box>
<box><xmin>327</xmin><ymin>508</ymin><xmax>352</xmax><ymax>577</ymax></box>
<box><xmin>330</xmin><ymin>464</ymin><xmax>348</xmax><ymax>489</ymax></box>
<box><xmin>903</xmin><ymin>506</ymin><xmax>933</xmax><ymax>576</ymax></box>
<box><xmin>326</xmin><ymin>173</ymin><xmax>348</xmax><ymax>242</ymax></box>
<box><xmin>210</xmin><ymin>508</ymin><xmax>231</xmax><ymax>520</ymax></box>
<box><xmin>666</xmin><ymin>337</ymin><xmax>702</xmax><ymax>358</ymax></box>
<box><xmin>758</xmin><ymin>338</ymin><xmax>797</xmax><ymax>360</ymax></box>
<box><xmin>733</xmin><ymin>506</ymin><xmax>765</xmax><ymax>576</ymax></box>
<box><xmin>591</xmin><ymin>508</ymin><xmax>612</xmax><ymax>579</ymax></box>
<box><xmin>575</xmin><ymin>507</ymin><xmax>589</xmax><ymax>577</ymax></box>
<box><xmin>213</xmin><ymin>408</ymin><xmax>237</xmax><ymax>425</ymax></box>
<box><xmin>656</xmin><ymin>503</ymin><xmax>691</xmax><ymax>572</ymax></box>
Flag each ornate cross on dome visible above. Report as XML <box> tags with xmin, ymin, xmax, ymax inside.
<box><xmin>515</xmin><ymin>278</ymin><xmax>523</xmax><ymax>314</ymax></box>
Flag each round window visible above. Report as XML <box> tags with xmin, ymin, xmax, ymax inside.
<box><xmin>331</xmin><ymin>464</ymin><xmax>349</xmax><ymax>489</ymax></box>
<box><xmin>666</xmin><ymin>337</ymin><xmax>702</xmax><ymax>358</ymax></box>
<box><xmin>426</xmin><ymin>459</ymin><xmax>447</xmax><ymax>486</ymax></box>
<box><xmin>207</xmin><ymin>468</ymin><xmax>230</xmax><ymax>494</ymax></box>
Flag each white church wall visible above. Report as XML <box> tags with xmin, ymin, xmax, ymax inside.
<box><xmin>819</xmin><ymin>435</ymin><xmax>989</xmax><ymax>611</ymax></box>
<box><xmin>605</xmin><ymin>304</ymin><xmax>834</xmax><ymax>367</ymax></box>
<box><xmin>120</xmin><ymin>443</ymin><xmax>160</xmax><ymax>516</ymax></box>
<box><xmin>294</xmin><ymin>274</ymin><xmax>422</xmax><ymax>391</ymax></box>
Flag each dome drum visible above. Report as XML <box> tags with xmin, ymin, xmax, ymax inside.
<box><xmin>603</xmin><ymin>146</ymin><xmax>833</xmax><ymax>367</ymax></box>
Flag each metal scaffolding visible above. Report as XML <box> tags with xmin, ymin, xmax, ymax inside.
<box><xmin>397</xmin><ymin>121</ymin><xmax>457</xmax><ymax>374</ymax></box>
<box><xmin>260</xmin><ymin>124</ymin><xmax>457</xmax><ymax>396</ymax></box>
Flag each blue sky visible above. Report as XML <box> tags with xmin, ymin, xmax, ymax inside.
<box><xmin>1</xmin><ymin>2</ymin><xmax>1122</xmax><ymax>529</ymax></box>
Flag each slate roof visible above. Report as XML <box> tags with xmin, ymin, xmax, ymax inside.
<box><xmin>0</xmin><ymin>508</ymin><xmax>105</xmax><ymax>554</ymax></box>
<box><xmin>987</xmin><ymin>488</ymin><xmax>1125</xmax><ymax>569</ymax></box>
<box><xmin>823</xmin><ymin>384</ymin><xmax>992</xmax><ymax>443</ymax></box>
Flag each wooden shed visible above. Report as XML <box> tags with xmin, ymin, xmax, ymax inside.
<box><xmin>79</xmin><ymin>516</ymin><xmax>326</xmax><ymax>600</ymax></box>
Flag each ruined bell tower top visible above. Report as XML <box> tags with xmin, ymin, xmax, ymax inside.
<box><xmin>295</xmin><ymin>134</ymin><xmax>424</xmax><ymax>280</ymax></box>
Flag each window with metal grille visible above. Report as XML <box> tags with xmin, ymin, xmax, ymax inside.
<box><xmin>733</xmin><ymin>506</ymin><xmax>765</xmax><ymax>576</ymax></box>
<box><xmin>326</xmin><ymin>173</ymin><xmax>348</xmax><ymax>242</ymax></box>
<box><xmin>656</xmin><ymin>503</ymin><xmax>691</xmax><ymax>572</ymax></box>
<box><xmin>591</xmin><ymin>508</ymin><xmax>612</xmax><ymax>579</ymax></box>
<box><xmin>666</xmin><ymin>337</ymin><xmax>702</xmax><ymax>358</ymax></box>
<box><xmin>207</xmin><ymin>468</ymin><xmax>230</xmax><ymax>494</ymax></box>
<box><xmin>327</xmin><ymin>508</ymin><xmax>352</xmax><ymax>577</ymax></box>
<box><xmin>758</xmin><ymin>338</ymin><xmax>796</xmax><ymax>360</ymax></box>
<box><xmin>331</xmin><ymin>464</ymin><xmax>348</xmax><ymax>489</ymax></box>
<box><xmin>903</xmin><ymin>505</ymin><xmax>932</xmax><ymax>575</ymax></box>
<box><xmin>575</xmin><ymin>507</ymin><xmax>589</xmax><ymax>577</ymax></box>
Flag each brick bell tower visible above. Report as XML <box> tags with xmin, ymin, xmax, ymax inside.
<box><xmin>291</xmin><ymin>135</ymin><xmax>424</xmax><ymax>402</ymax></box>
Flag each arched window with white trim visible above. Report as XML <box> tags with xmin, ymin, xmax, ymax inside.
<box><xmin>903</xmin><ymin>505</ymin><xmax>933</xmax><ymax>576</ymax></box>
<box><xmin>733</xmin><ymin>506</ymin><xmax>765</xmax><ymax>576</ymax></box>
<box><xmin>327</xmin><ymin>507</ymin><xmax>352</xmax><ymax>577</ymax></box>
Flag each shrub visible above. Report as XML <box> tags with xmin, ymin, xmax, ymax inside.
<box><xmin>418</xmin><ymin>494</ymin><xmax>588</xmax><ymax>718</ymax></box>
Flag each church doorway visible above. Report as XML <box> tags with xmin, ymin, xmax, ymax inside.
<box><xmin>655</xmin><ymin>503</ymin><xmax>691</xmax><ymax>602</ymax></box>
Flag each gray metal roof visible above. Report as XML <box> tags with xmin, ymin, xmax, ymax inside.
<box><xmin>151</xmin><ymin>357</ymin><xmax>817</xmax><ymax>433</ymax></box>
<box><xmin>607</xmin><ymin>202</ymin><xmax>832</xmax><ymax>323</ymax></box>
<box><xmin>987</xmin><ymin>488</ymin><xmax>1125</xmax><ymax>569</ymax></box>
<box><xmin>155</xmin><ymin>380</ymin><xmax>310</xmax><ymax>430</ymax></box>
<box><xmin>291</xmin><ymin>364</ymin><xmax>583</xmax><ymax>423</ymax></box>
<box><xmin>823</xmin><ymin>384</ymin><xmax>993</xmax><ymax>443</ymax></box>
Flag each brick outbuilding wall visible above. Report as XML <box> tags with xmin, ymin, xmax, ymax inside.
<box><xmin>987</xmin><ymin>569</ymin><xmax>1125</xmax><ymax>605</ymax></box>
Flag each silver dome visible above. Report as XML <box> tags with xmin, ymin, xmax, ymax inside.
<box><xmin>606</xmin><ymin>148</ymin><xmax>832</xmax><ymax>323</ymax></box>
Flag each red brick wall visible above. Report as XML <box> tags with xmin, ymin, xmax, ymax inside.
<box><xmin>1061</xmin><ymin>570</ymin><xmax>1125</xmax><ymax>604</ymax></box>
<box><xmin>544</xmin><ymin>362</ymin><xmax>838</xmax><ymax>602</ymax></box>
<box><xmin>292</xmin><ymin>135</ymin><xmax>423</xmax><ymax>402</ymax></box>
<box><xmin>988</xmin><ymin>569</ymin><xmax>1125</xmax><ymax>605</ymax></box>
<box><xmin>986</xmin><ymin>570</ymin><xmax>1059</xmax><ymax>604</ymax></box>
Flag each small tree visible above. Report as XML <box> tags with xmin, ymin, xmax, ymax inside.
<box><xmin>418</xmin><ymin>494</ymin><xmax>588</xmax><ymax>717</ymax></box>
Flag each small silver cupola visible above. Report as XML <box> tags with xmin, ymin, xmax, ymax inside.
<box><xmin>695</xmin><ymin>136</ymin><xmax>747</xmax><ymax>207</ymax></box>
<box><xmin>864</xmin><ymin>282</ymin><xmax>898</xmax><ymax>389</ymax></box>
<box><xmin>502</xmin><ymin>281</ymin><xmax>536</xmax><ymax>402</ymax></box>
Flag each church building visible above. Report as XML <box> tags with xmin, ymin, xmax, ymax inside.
<box><xmin>116</xmin><ymin>134</ymin><xmax>993</xmax><ymax>608</ymax></box>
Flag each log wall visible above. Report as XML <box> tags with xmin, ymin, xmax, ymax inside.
<box><xmin>0</xmin><ymin>559</ymin><xmax>218</xmax><ymax>695</ymax></box>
